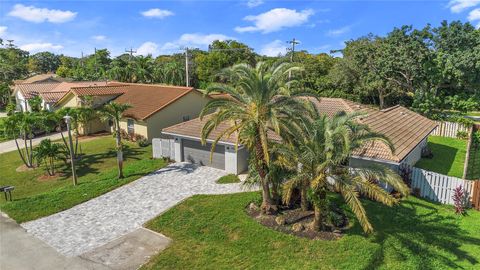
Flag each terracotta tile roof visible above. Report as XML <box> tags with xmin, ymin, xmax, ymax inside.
<box><xmin>110</xmin><ymin>83</ymin><xmax>199</xmax><ymax>120</ymax></box>
<box><xmin>17</xmin><ymin>74</ymin><xmax>68</xmax><ymax>84</ymax></box>
<box><xmin>309</xmin><ymin>98</ymin><xmax>438</xmax><ymax>162</ymax></box>
<box><xmin>163</xmin><ymin>114</ymin><xmax>281</xmax><ymax>145</ymax></box>
<box><xmin>15</xmin><ymin>81</ymin><xmax>110</xmax><ymax>100</ymax></box>
<box><xmin>39</xmin><ymin>91</ymin><xmax>68</xmax><ymax>103</ymax></box>
<box><xmin>70</xmin><ymin>85</ymin><xmax>128</xmax><ymax>97</ymax></box>
<box><xmin>164</xmin><ymin>97</ymin><xmax>437</xmax><ymax>162</ymax></box>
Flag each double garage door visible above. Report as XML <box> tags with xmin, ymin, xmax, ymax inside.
<box><xmin>182</xmin><ymin>140</ymin><xmax>225</xmax><ymax>170</ymax></box>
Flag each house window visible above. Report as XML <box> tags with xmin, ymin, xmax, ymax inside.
<box><xmin>182</xmin><ymin>115</ymin><xmax>190</xmax><ymax>122</ymax></box>
<box><xmin>127</xmin><ymin>119</ymin><xmax>135</xmax><ymax>135</ymax></box>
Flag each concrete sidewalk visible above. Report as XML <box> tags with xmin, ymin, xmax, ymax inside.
<box><xmin>0</xmin><ymin>212</ymin><xmax>109</xmax><ymax>270</ymax></box>
<box><xmin>0</xmin><ymin>132</ymin><xmax>64</xmax><ymax>154</ymax></box>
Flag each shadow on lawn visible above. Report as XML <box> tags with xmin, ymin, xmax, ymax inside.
<box><xmin>419</xmin><ymin>142</ymin><xmax>458</xmax><ymax>175</ymax></box>
<box><xmin>62</xmin><ymin>145</ymin><xmax>144</xmax><ymax>178</ymax></box>
<box><xmin>355</xmin><ymin>198</ymin><xmax>480</xmax><ymax>270</ymax></box>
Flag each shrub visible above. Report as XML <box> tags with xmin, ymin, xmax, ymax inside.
<box><xmin>452</xmin><ymin>186</ymin><xmax>468</xmax><ymax>215</ymax></box>
<box><xmin>456</xmin><ymin>130</ymin><xmax>469</xmax><ymax>140</ymax></box>
<box><xmin>137</xmin><ymin>138</ymin><xmax>149</xmax><ymax>147</ymax></box>
<box><xmin>421</xmin><ymin>147</ymin><xmax>433</xmax><ymax>158</ymax></box>
<box><xmin>472</xmin><ymin>131</ymin><xmax>480</xmax><ymax>146</ymax></box>
<box><xmin>399</xmin><ymin>163</ymin><xmax>412</xmax><ymax>188</ymax></box>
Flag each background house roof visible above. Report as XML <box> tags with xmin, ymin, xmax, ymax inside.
<box><xmin>110</xmin><ymin>83</ymin><xmax>199</xmax><ymax>120</ymax></box>
<box><xmin>39</xmin><ymin>91</ymin><xmax>69</xmax><ymax>103</ymax></box>
<box><xmin>15</xmin><ymin>81</ymin><xmax>110</xmax><ymax>102</ymax></box>
<box><xmin>70</xmin><ymin>85</ymin><xmax>128</xmax><ymax>97</ymax></box>
<box><xmin>14</xmin><ymin>74</ymin><xmax>69</xmax><ymax>84</ymax></box>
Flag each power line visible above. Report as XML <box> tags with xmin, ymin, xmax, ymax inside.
<box><xmin>286</xmin><ymin>38</ymin><xmax>300</xmax><ymax>62</ymax></box>
<box><xmin>125</xmin><ymin>47</ymin><xmax>137</xmax><ymax>60</ymax></box>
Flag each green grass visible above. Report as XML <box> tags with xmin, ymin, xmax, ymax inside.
<box><xmin>216</xmin><ymin>174</ymin><xmax>241</xmax><ymax>184</ymax></box>
<box><xmin>0</xmin><ymin>136</ymin><xmax>167</xmax><ymax>222</ymax></box>
<box><xmin>143</xmin><ymin>192</ymin><xmax>480</xmax><ymax>270</ymax></box>
<box><xmin>415</xmin><ymin>136</ymin><xmax>467</xmax><ymax>178</ymax></box>
<box><xmin>466</xmin><ymin>143</ymin><xmax>480</xmax><ymax>180</ymax></box>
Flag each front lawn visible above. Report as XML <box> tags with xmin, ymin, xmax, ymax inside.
<box><xmin>415</xmin><ymin>136</ymin><xmax>467</xmax><ymax>178</ymax></box>
<box><xmin>216</xmin><ymin>174</ymin><xmax>241</xmax><ymax>184</ymax></box>
<box><xmin>0</xmin><ymin>136</ymin><xmax>167</xmax><ymax>222</ymax></box>
<box><xmin>143</xmin><ymin>192</ymin><xmax>480</xmax><ymax>270</ymax></box>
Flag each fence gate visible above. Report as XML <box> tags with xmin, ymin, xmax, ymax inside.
<box><xmin>473</xmin><ymin>181</ymin><xmax>480</xmax><ymax>210</ymax></box>
<box><xmin>152</xmin><ymin>138</ymin><xmax>175</xmax><ymax>160</ymax></box>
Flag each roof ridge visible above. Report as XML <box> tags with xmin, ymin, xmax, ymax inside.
<box><xmin>114</xmin><ymin>82</ymin><xmax>195</xmax><ymax>90</ymax></box>
<box><xmin>70</xmin><ymin>85</ymin><xmax>129</xmax><ymax>90</ymax></box>
<box><xmin>380</xmin><ymin>104</ymin><xmax>401</xmax><ymax>112</ymax></box>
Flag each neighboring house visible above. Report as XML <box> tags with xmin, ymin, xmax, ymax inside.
<box><xmin>55</xmin><ymin>83</ymin><xmax>210</xmax><ymax>141</ymax></box>
<box><xmin>161</xmin><ymin>98</ymin><xmax>438</xmax><ymax>175</ymax></box>
<box><xmin>12</xmin><ymin>81</ymin><xmax>109</xmax><ymax>112</ymax></box>
<box><xmin>13</xmin><ymin>73</ymin><xmax>69</xmax><ymax>85</ymax></box>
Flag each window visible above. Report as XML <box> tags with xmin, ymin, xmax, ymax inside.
<box><xmin>127</xmin><ymin>119</ymin><xmax>134</xmax><ymax>135</ymax></box>
<box><xmin>182</xmin><ymin>115</ymin><xmax>190</xmax><ymax>122</ymax></box>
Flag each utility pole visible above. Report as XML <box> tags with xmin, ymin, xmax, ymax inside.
<box><xmin>184</xmin><ymin>47</ymin><xmax>190</xmax><ymax>87</ymax></box>
<box><xmin>6</xmin><ymin>40</ymin><xmax>14</xmax><ymax>48</ymax></box>
<box><xmin>125</xmin><ymin>47</ymin><xmax>136</xmax><ymax>60</ymax></box>
<box><xmin>286</xmin><ymin>38</ymin><xmax>300</xmax><ymax>78</ymax></box>
<box><xmin>94</xmin><ymin>48</ymin><xmax>98</xmax><ymax>77</ymax></box>
<box><xmin>64</xmin><ymin>115</ymin><xmax>78</xmax><ymax>186</ymax></box>
<box><xmin>80</xmin><ymin>51</ymin><xmax>84</xmax><ymax>68</ymax></box>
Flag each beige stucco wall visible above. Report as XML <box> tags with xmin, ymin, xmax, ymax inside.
<box><xmin>57</xmin><ymin>94</ymin><xmax>80</xmax><ymax>108</ymax></box>
<box><xmin>143</xmin><ymin>91</ymin><xmax>210</xmax><ymax>141</ymax></box>
<box><xmin>118</xmin><ymin>119</ymin><xmax>149</xmax><ymax>139</ymax></box>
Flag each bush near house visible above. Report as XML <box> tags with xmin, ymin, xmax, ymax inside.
<box><xmin>143</xmin><ymin>192</ymin><xmax>480</xmax><ymax>270</ymax></box>
<box><xmin>415</xmin><ymin>136</ymin><xmax>467</xmax><ymax>178</ymax></box>
<box><xmin>0</xmin><ymin>136</ymin><xmax>166</xmax><ymax>222</ymax></box>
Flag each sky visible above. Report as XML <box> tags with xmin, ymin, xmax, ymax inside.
<box><xmin>0</xmin><ymin>0</ymin><xmax>479</xmax><ymax>58</ymax></box>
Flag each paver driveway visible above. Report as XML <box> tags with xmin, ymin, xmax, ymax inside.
<box><xmin>22</xmin><ymin>162</ymin><xmax>245</xmax><ymax>257</ymax></box>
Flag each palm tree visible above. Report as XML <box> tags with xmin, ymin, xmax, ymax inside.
<box><xmin>34</xmin><ymin>139</ymin><xmax>62</xmax><ymax>176</ymax></box>
<box><xmin>200</xmin><ymin>61</ymin><xmax>315</xmax><ymax>214</ymax></box>
<box><xmin>3</xmin><ymin>112</ymin><xmax>43</xmax><ymax>168</ymax></box>
<box><xmin>281</xmin><ymin>112</ymin><xmax>409</xmax><ymax>233</ymax></box>
<box><xmin>100</xmin><ymin>102</ymin><xmax>132</xmax><ymax>179</ymax></box>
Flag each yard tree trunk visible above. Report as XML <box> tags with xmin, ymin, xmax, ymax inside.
<box><xmin>300</xmin><ymin>185</ymin><xmax>309</xmax><ymax>211</ymax></box>
<box><xmin>254</xmin><ymin>132</ymin><xmax>276</xmax><ymax>214</ymax></box>
<box><xmin>115</xmin><ymin>121</ymin><xmax>124</xmax><ymax>179</ymax></box>
<box><xmin>311</xmin><ymin>189</ymin><xmax>327</xmax><ymax>231</ymax></box>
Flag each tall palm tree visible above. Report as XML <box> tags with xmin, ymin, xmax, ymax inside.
<box><xmin>100</xmin><ymin>102</ymin><xmax>132</xmax><ymax>179</ymax></box>
<box><xmin>200</xmin><ymin>61</ymin><xmax>315</xmax><ymax>214</ymax></box>
<box><xmin>3</xmin><ymin>112</ymin><xmax>44</xmax><ymax>168</ymax></box>
<box><xmin>281</xmin><ymin>112</ymin><xmax>409</xmax><ymax>233</ymax></box>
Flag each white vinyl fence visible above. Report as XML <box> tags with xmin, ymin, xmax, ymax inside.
<box><xmin>411</xmin><ymin>167</ymin><xmax>474</xmax><ymax>205</ymax></box>
<box><xmin>152</xmin><ymin>138</ymin><xmax>175</xmax><ymax>160</ymax></box>
<box><xmin>431</xmin><ymin>121</ymin><xmax>469</xmax><ymax>138</ymax></box>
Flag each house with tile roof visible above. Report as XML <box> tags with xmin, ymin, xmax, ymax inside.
<box><xmin>55</xmin><ymin>83</ymin><xmax>211</xmax><ymax>140</ymax></box>
<box><xmin>12</xmin><ymin>81</ymin><xmax>109</xmax><ymax>112</ymax></box>
<box><xmin>161</xmin><ymin>97</ymin><xmax>437</xmax><ymax>174</ymax></box>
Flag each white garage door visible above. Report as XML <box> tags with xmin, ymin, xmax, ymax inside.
<box><xmin>183</xmin><ymin>140</ymin><xmax>225</xmax><ymax>170</ymax></box>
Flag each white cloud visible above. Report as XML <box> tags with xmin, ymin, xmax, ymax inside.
<box><xmin>235</xmin><ymin>8</ymin><xmax>314</xmax><ymax>33</ymax></box>
<box><xmin>0</xmin><ymin>26</ymin><xmax>7</xmax><ymax>36</ymax></box>
<box><xmin>246</xmin><ymin>0</ymin><xmax>264</xmax><ymax>8</ymax></box>
<box><xmin>260</xmin><ymin>40</ymin><xmax>286</xmax><ymax>56</ymax></box>
<box><xmin>92</xmin><ymin>35</ymin><xmax>106</xmax><ymax>41</ymax></box>
<box><xmin>159</xmin><ymin>33</ymin><xmax>235</xmax><ymax>53</ymax></box>
<box><xmin>448</xmin><ymin>0</ymin><xmax>480</xmax><ymax>13</ymax></box>
<box><xmin>468</xmin><ymin>8</ymin><xmax>480</xmax><ymax>20</ymax></box>
<box><xmin>20</xmin><ymin>43</ymin><xmax>63</xmax><ymax>52</ymax></box>
<box><xmin>8</xmin><ymin>4</ymin><xmax>77</xmax><ymax>23</ymax></box>
<box><xmin>327</xmin><ymin>26</ymin><xmax>351</xmax><ymax>37</ymax></box>
<box><xmin>141</xmin><ymin>8</ymin><xmax>174</xmax><ymax>18</ymax></box>
<box><xmin>136</xmin><ymin>41</ymin><xmax>159</xmax><ymax>56</ymax></box>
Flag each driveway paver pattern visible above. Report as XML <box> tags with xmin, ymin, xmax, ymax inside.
<box><xmin>22</xmin><ymin>162</ymin><xmax>245</xmax><ymax>257</ymax></box>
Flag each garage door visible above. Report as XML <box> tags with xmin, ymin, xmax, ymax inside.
<box><xmin>183</xmin><ymin>140</ymin><xmax>225</xmax><ymax>170</ymax></box>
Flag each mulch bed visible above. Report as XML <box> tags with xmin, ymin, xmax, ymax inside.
<box><xmin>37</xmin><ymin>172</ymin><xmax>65</xmax><ymax>182</ymax></box>
<box><xmin>246</xmin><ymin>203</ymin><xmax>347</xmax><ymax>241</ymax></box>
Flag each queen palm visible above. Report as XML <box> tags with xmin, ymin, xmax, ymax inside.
<box><xmin>200</xmin><ymin>61</ymin><xmax>315</xmax><ymax>214</ymax></box>
<box><xmin>100</xmin><ymin>102</ymin><xmax>132</xmax><ymax>179</ymax></box>
<box><xmin>281</xmin><ymin>112</ymin><xmax>409</xmax><ymax>233</ymax></box>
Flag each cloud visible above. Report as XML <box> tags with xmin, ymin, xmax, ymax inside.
<box><xmin>327</xmin><ymin>26</ymin><xmax>351</xmax><ymax>37</ymax></box>
<box><xmin>20</xmin><ymin>43</ymin><xmax>63</xmax><ymax>52</ymax></box>
<box><xmin>260</xmin><ymin>40</ymin><xmax>286</xmax><ymax>56</ymax></box>
<box><xmin>92</xmin><ymin>35</ymin><xmax>106</xmax><ymax>41</ymax></box>
<box><xmin>0</xmin><ymin>26</ymin><xmax>7</xmax><ymax>36</ymax></box>
<box><xmin>448</xmin><ymin>0</ymin><xmax>480</xmax><ymax>13</ymax></box>
<box><xmin>136</xmin><ymin>41</ymin><xmax>159</xmax><ymax>56</ymax></box>
<box><xmin>235</xmin><ymin>8</ymin><xmax>314</xmax><ymax>33</ymax></box>
<box><xmin>141</xmin><ymin>8</ymin><xmax>174</xmax><ymax>18</ymax></box>
<box><xmin>246</xmin><ymin>0</ymin><xmax>264</xmax><ymax>8</ymax></box>
<box><xmin>159</xmin><ymin>33</ymin><xmax>235</xmax><ymax>53</ymax></box>
<box><xmin>8</xmin><ymin>4</ymin><xmax>77</xmax><ymax>23</ymax></box>
<box><xmin>468</xmin><ymin>8</ymin><xmax>480</xmax><ymax>20</ymax></box>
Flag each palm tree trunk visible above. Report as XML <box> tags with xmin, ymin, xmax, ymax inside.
<box><xmin>254</xmin><ymin>134</ymin><xmax>275</xmax><ymax>214</ymax></box>
<box><xmin>311</xmin><ymin>190</ymin><xmax>327</xmax><ymax>231</ymax></box>
<box><xmin>116</xmin><ymin>122</ymin><xmax>124</xmax><ymax>179</ymax></box>
<box><xmin>14</xmin><ymin>138</ymin><xmax>28</xmax><ymax>167</ymax></box>
<box><xmin>300</xmin><ymin>185</ymin><xmax>309</xmax><ymax>211</ymax></box>
<box><xmin>29</xmin><ymin>137</ymin><xmax>33</xmax><ymax>167</ymax></box>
